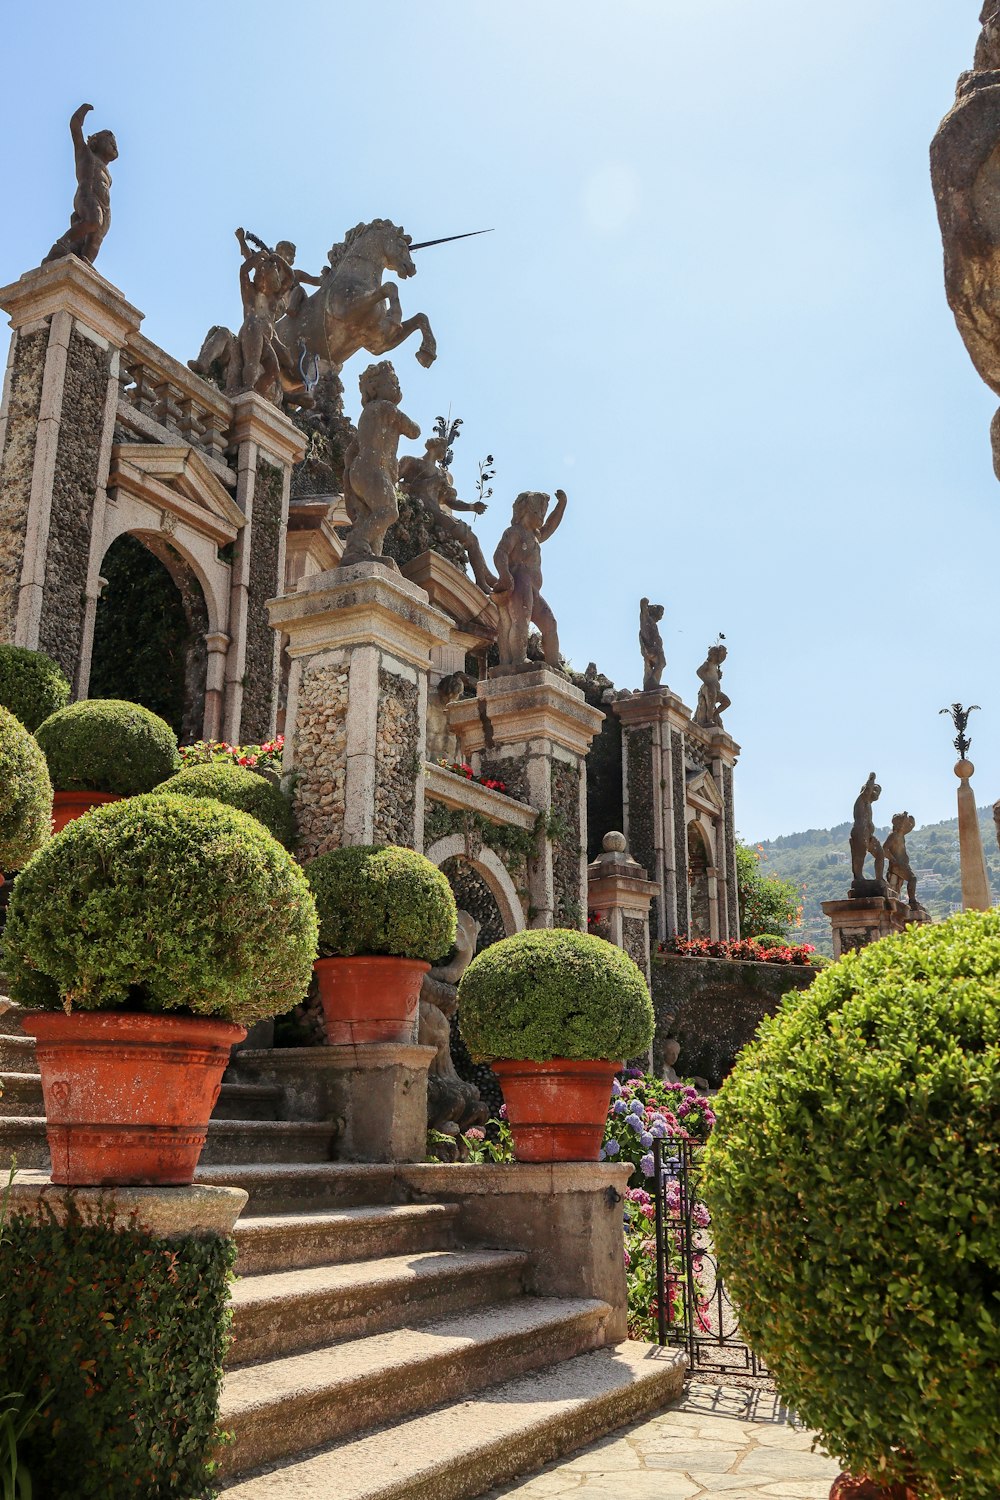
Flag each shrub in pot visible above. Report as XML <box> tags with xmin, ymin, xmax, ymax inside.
<box><xmin>458</xmin><ymin>928</ymin><xmax>654</xmax><ymax>1162</ymax></box>
<box><xmin>305</xmin><ymin>844</ymin><xmax>456</xmax><ymax>1044</ymax></box>
<box><xmin>35</xmin><ymin>698</ymin><xmax>179</xmax><ymax>830</ymax></box>
<box><xmin>155</xmin><ymin>761</ymin><xmax>295</xmax><ymax>848</ymax></box>
<box><xmin>702</xmin><ymin>910</ymin><xmax>1000</xmax><ymax>1500</ymax></box>
<box><xmin>0</xmin><ymin>706</ymin><xmax>52</xmax><ymax>875</ymax></box>
<box><xmin>4</xmin><ymin>794</ymin><xmax>318</xmax><ymax>1185</ymax></box>
<box><xmin>0</xmin><ymin>643</ymin><xmax>70</xmax><ymax>731</ymax></box>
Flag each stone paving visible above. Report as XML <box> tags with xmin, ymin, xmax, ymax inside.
<box><xmin>490</xmin><ymin>1383</ymin><xmax>841</xmax><ymax>1500</ymax></box>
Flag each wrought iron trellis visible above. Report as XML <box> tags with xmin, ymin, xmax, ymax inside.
<box><xmin>652</xmin><ymin>1135</ymin><xmax>768</xmax><ymax>1379</ymax></box>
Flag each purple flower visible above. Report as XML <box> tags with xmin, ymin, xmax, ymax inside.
<box><xmin>640</xmin><ymin>1132</ymin><xmax>653</xmax><ymax>1150</ymax></box>
<box><xmin>627</xmin><ymin>1115</ymin><xmax>644</xmax><ymax>1135</ymax></box>
<box><xmin>598</xmin><ymin>1147</ymin><xmax>607</xmax><ymax>1162</ymax></box>
<box><xmin>612</xmin><ymin>1100</ymin><xmax>627</xmax><ymax>1117</ymax></box>
<box><xmin>639</xmin><ymin>1152</ymin><xmax>655</xmax><ymax>1178</ymax></box>
<box><xmin>610</xmin><ymin>1079</ymin><xmax>622</xmax><ymax>1099</ymax></box>
<box><xmin>628</xmin><ymin>1099</ymin><xmax>643</xmax><ymax>1116</ymax></box>
<box><xmin>605</xmin><ymin>1138</ymin><xmax>620</xmax><ymax>1157</ymax></box>
<box><xmin>499</xmin><ymin>1104</ymin><xmax>508</xmax><ymax>1120</ymax></box>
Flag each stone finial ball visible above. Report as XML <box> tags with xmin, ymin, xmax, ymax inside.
<box><xmin>955</xmin><ymin>759</ymin><xmax>975</xmax><ymax>780</ymax></box>
<box><xmin>603</xmin><ymin>831</ymin><xmax>628</xmax><ymax>854</ymax></box>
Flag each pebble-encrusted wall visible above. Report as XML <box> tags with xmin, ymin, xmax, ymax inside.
<box><xmin>38</xmin><ymin>331</ymin><xmax>110</xmax><ymax>681</ymax></box>
<box><xmin>622</xmin><ymin>914</ymin><xmax>649</xmax><ymax>978</ymax></box>
<box><xmin>550</xmin><ymin>757</ymin><xmax>583</xmax><ymax>927</ymax></box>
<box><xmin>671</xmin><ymin>729</ymin><xmax>687</xmax><ymax>934</ymax></box>
<box><xmin>374</xmin><ymin>666</ymin><xmax>420</xmax><ymax>845</ymax></box>
<box><xmin>723</xmin><ymin>763</ymin><xmax>738</xmax><ymax>937</ymax></box>
<box><xmin>627</xmin><ymin>725</ymin><xmax>657</xmax><ymax>935</ymax></box>
<box><xmin>479</xmin><ymin>752</ymin><xmax>530</xmax><ymax>805</ymax></box>
<box><xmin>0</xmin><ymin>329</ymin><xmax>47</xmax><ymax>639</ymax></box>
<box><xmin>240</xmin><ymin>456</ymin><xmax>284</xmax><ymax>742</ymax></box>
<box><xmin>292</xmin><ymin>658</ymin><xmax>349</xmax><ymax>858</ymax></box>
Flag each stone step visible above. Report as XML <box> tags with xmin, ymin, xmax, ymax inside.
<box><xmin>0</xmin><ymin>1119</ymin><xmax>339</xmax><ymax>1173</ymax></box>
<box><xmin>229</xmin><ymin>1248</ymin><xmax>533</xmax><ymax>1365</ymax></box>
<box><xmin>195</xmin><ymin>1162</ymin><xmax>400</xmax><ymax>1213</ymax></box>
<box><xmin>234</xmin><ymin>1204</ymin><xmax>459</xmax><ymax>1276</ymax></box>
<box><xmin>0</xmin><ymin>999</ymin><xmax>28</xmax><ymax>1039</ymax></box>
<box><xmin>220</xmin><ymin>1340</ymin><xmax>687</xmax><ymax>1498</ymax></box>
<box><xmin>212</xmin><ymin>1083</ymin><xmax>283</xmax><ymax>1122</ymax></box>
<box><xmin>0</xmin><ymin>1073</ymin><xmax>43</xmax><ymax>1116</ymax></box>
<box><xmin>220</xmin><ymin>1297</ymin><xmax>611</xmax><ymax>1480</ymax></box>
<box><xmin>0</xmin><ymin>1034</ymin><xmax>35</xmax><ymax>1072</ymax></box>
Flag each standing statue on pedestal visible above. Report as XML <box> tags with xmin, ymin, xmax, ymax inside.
<box><xmin>419</xmin><ymin>912</ymin><xmax>488</xmax><ymax>1149</ymax></box>
<box><xmin>849</xmin><ymin>772</ymin><xmax>885</xmax><ymax>890</ymax></box>
<box><xmin>398</xmin><ymin>437</ymin><xmax>499</xmax><ymax>591</ymax></box>
<box><xmin>492</xmin><ymin>489</ymin><xmax>567</xmax><ymax>672</ymax></box>
<box><xmin>693</xmin><ymin>641</ymin><xmax>731</xmax><ymax>728</ymax></box>
<box><xmin>884</xmin><ymin>812</ymin><xmax>928</xmax><ymax>919</ymax></box>
<box><xmin>43</xmin><ymin>104</ymin><xmax>118</xmax><ymax>267</ymax></box>
<box><xmin>340</xmin><ymin>361</ymin><xmax>419</xmax><ymax>569</ymax></box>
<box><xmin>639</xmin><ymin>598</ymin><xmax>666</xmax><ymax>691</ymax></box>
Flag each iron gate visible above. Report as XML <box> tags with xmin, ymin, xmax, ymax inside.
<box><xmin>652</xmin><ymin>1136</ymin><xmax>768</xmax><ymax>1379</ymax></box>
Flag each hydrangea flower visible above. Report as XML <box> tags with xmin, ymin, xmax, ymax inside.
<box><xmin>628</xmin><ymin>1099</ymin><xmax>644</xmax><ymax>1116</ymax></box>
<box><xmin>640</xmin><ymin>1131</ymin><xmax>653</xmax><ymax>1150</ymax></box>
<box><xmin>610</xmin><ymin>1079</ymin><xmax>622</xmax><ymax>1099</ymax></box>
<box><xmin>639</xmin><ymin>1152</ymin><xmax>655</xmax><ymax>1178</ymax></box>
<box><xmin>605</xmin><ymin>1139</ymin><xmax>620</xmax><ymax>1158</ymax></box>
<box><xmin>612</xmin><ymin>1100</ymin><xmax>627</xmax><ymax>1117</ymax></box>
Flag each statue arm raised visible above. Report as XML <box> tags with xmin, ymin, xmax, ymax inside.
<box><xmin>539</xmin><ymin>488</ymin><xmax>567</xmax><ymax>541</ymax></box>
<box><xmin>70</xmin><ymin>103</ymin><xmax>93</xmax><ymax>169</ymax></box>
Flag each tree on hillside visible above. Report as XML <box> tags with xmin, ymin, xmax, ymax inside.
<box><xmin>736</xmin><ymin>841</ymin><xmax>802</xmax><ymax>938</ymax></box>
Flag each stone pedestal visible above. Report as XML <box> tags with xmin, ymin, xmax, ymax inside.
<box><xmin>822</xmin><ymin>896</ymin><xmax>912</xmax><ymax>960</ymax></box>
<box><xmin>7</xmin><ymin>1170</ymin><xmax>247</xmax><ymax>1237</ymax></box>
<box><xmin>586</xmin><ymin>831</ymin><xmax>659</xmax><ymax>981</ymax></box>
<box><xmin>954</xmin><ymin>758</ymin><xmax>993</xmax><ymax>911</ymax></box>
<box><xmin>447</xmin><ymin>668</ymin><xmax>604</xmax><ymax>927</ymax></box>
<box><xmin>615</xmin><ymin>688</ymin><xmax>740</xmax><ymax>943</ymax></box>
<box><xmin>268</xmin><ymin>561</ymin><xmax>452</xmax><ymax>859</ymax></box>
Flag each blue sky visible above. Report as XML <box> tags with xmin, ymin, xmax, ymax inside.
<box><xmin>1</xmin><ymin>2</ymin><xmax>996</xmax><ymax>841</ymax></box>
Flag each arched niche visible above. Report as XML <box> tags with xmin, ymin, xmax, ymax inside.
<box><xmin>424</xmin><ymin>833</ymin><xmax>526</xmax><ymax>941</ymax></box>
<box><xmin>687</xmin><ymin>819</ymin><xmax>714</xmax><ymax>940</ymax></box>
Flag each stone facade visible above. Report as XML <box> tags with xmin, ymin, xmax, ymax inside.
<box><xmin>671</xmin><ymin>728</ymin><xmax>687</xmax><ymax>934</ymax></box>
<box><xmin>240</xmin><ymin>456</ymin><xmax>284</xmax><ymax>741</ymax></box>
<box><xmin>291</xmin><ymin>657</ymin><xmax>349</xmax><ymax>859</ymax></box>
<box><xmin>0</xmin><ymin>329</ymin><xmax>47</xmax><ymax>639</ymax></box>
<box><xmin>374</xmin><ymin>667</ymin><xmax>420</xmax><ymax>845</ymax></box>
<box><xmin>550</xmin><ymin>758</ymin><xmax>584</xmax><ymax>926</ymax></box>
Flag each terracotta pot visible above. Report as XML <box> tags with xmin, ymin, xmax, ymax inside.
<box><xmin>492</xmin><ymin>1058</ymin><xmax>622</xmax><ymax>1162</ymax></box>
<box><xmin>52</xmin><ymin>790</ymin><xmax>122</xmax><ymax>834</ymax></box>
<box><xmin>20</xmin><ymin>1010</ymin><xmax>245</xmax><ymax>1186</ymax></box>
<box><xmin>313</xmin><ymin>955</ymin><xmax>430</xmax><ymax>1045</ymax></box>
<box><xmin>829</xmin><ymin>1475</ymin><xmax>918</xmax><ymax>1499</ymax></box>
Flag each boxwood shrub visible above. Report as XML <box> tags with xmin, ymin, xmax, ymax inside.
<box><xmin>1</xmin><ymin>1198</ymin><xmax>233</xmax><ymax>1499</ymax></box>
<box><xmin>155</xmin><ymin>762</ymin><xmax>294</xmax><ymax>848</ymax></box>
<box><xmin>35</xmin><ymin>698</ymin><xmax>179</xmax><ymax>795</ymax></box>
<box><xmin>458</xmin><ymin>928</ymin><xmax>654</xmax><ymax>1062</ymax></box>
<box><xmin>306</xmin><ymin>844</ymin><xmax>456</xmax><ymax>961</ymax></box>
<box><xmin>0</xmin><ymin>706</ymin><xmax>51</xmax><ymax>871</ymax></box>
<box><xmin>702</xmin><ymin>910</ymin><xmax>1000</xmax><ymax>1500</ymax></box>
<box><xmin>0</xmin><ymin>643</ymin><xmax>69</xmax><ymax>731</ymax></box>
<box><xmin>4</xmin><ymin>794</ymin><xmax>318</xmax><ymax>1025</ymax></box>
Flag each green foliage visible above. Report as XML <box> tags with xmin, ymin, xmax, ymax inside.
<box><xmin>0</xmin><ymin>646</ymin><xmax>69</xmax><ymax>733</ymax></box>
<box><xmin>423</xmin><ymin>801</ymin><xmax>538</xmax><ymax>876</ymax></box>
<box><xmin>459</xmin><ymin>928</ymin><xmax>654</xmax><ymax>1062</ymax></box>
<box><xmin>155</xmin><ymin>763</ymin><xmax>294</xmax><ymax>848</ymax></box>
<box><xmin>702</xmin><ymin>909</ymin><xmax>1000</xmax><ymax>1499</ymax></box>
<box><xmin>735</xmin><ymin>840</ymin><xmax>801</xmax><ymax>939</ymax></box>
<box><xmin>306</xmin><ymin>844</ymin><xmax>457</xmax><ymax>961</ymax></box>
<box><xmin>35</xmin><ymin>699</ymin><xmax>179</xmax><ymax>796</ymax></box>
<box><xmin>4</xmin><ymin>794</ymin><xmax>317</xmax><ymax>1025</ymax></box>
<box><xmin>0</xmin><ymin>709</ymin><xmax>51</xmax><ymax>873</ymax></box>
<box><xmin>0</xmin><ymin>1199</ymin><xmax>234</xmax><ymax>1499</ymax></box>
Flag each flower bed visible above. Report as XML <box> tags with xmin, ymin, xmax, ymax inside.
<box><xmin>659</xmin><ymin>934</ymin><xmax>819</xmax><ymax>966</ymax></box>
<box><xmin>435</xmin><ymin>757</ymin><xmax>508</xmax><ymax>794</ymax></box>
<box><xmin>178</xmin><ymin>735</ymin><xmax>284</xmax><ymax>771</ymax></box>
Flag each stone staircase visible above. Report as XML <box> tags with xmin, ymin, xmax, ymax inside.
<box><xmin>0</xmin><ymin>1001</ymin><xmax>687</xmax><ymax>1498</ymax></box>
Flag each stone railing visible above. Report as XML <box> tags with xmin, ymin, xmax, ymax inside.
<box><xmin>117</xmin><ymin>333</ymin><xmax>234</xmax><ymax>478</ymax></box>
<box><xmin>424</xmin><ymin>761</ymin><xmax>536</xmax><ymax>831</ymax></box>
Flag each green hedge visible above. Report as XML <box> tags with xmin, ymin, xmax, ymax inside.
<box><xmin>35</xmin><ymin>699</ymin><xmax>179</xmax><ymax>795</ymax></box>
<box><xmin>0</xmin><ymin>644</ymin><xmax>69</xmax><ymax>731</ymax></box>
<box><xmin>305</xmin><ymin>844</ymin><xmax>456</xmax><ymax>962</ymax></box>
<box><xmin>702</xmin><ymin>910</ymin><xmax>1000</xmax><ymax>1500</ymax></box>
<box><xmin>4</xmin><ymin>794</ymin><xmax>317</xmax><ymax>1026</ymax></box>
<box><xmin>0</xmin><ymin>707</ymin><xmax>51</xmax><ymax>871</ymax></box>
<box><xmin>459</xmin><ymin>927</ymin><xmax>654</xmax><ymax>1062</ymax></box>
<box><xmin>155</xmin><ymin>763</ymin><xmax>294</xmax><ymax>848</ymax></box>
<box><xmin>1</xmin><ymin>1200</ymin><xmax>233</xmax><ymax>1499</ymax></box>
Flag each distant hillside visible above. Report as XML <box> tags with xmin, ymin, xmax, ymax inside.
<box><xmin>753</xmin><ymin>807</ymin><xmax>1000</xmax><ymax>956</ymax></box>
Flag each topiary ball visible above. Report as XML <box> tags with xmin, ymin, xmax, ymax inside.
<box><xmin>305</xmin><ymin>845</ymin><xmax>456</xmax><ymax>962</ymax></box>
<box><xmin>3</xmin><ymin>794</ymin><xmax>318</xmax><ymax>1026</ymax></box>
<box><xmin>35</xmin><ymin>699</ymin><xmax>179</xmax><ymax>796</ymax></box>
<box><xmin>155</xmin><ymin>763</ymin><xmax>294</xmax><ymax>848</ymax></box>
<box><xmin>458</xmin><ymin>928</ymin><xmax>654</xmax><ymax>1063</ymax></box>
<box><xmin>0</xmin><ymin>644</ymin><xmax>70</xmax><ymax>731</ymax></box>
<box><xmin>0</xmin><ymin>706</ymin><xmax>52</xmax><ymax>871</ymax></box>
<box><xmin>702</xmin><ymin>910</ymin><xmax>1000</xmax><ymax>1500</ymax></box>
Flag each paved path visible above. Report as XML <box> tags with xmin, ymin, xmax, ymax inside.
<box><xmin>489</xmin><ymin>1383</ymin><xmax>841</xmax><ymax>1500</ymax></box>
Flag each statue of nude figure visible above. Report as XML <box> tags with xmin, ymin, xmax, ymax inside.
<box><xmin>340</xmin><ymin>360</ymin><xmax>420</xmax><ymax>568</ymax></box>
<box><xmin>44</xmin><ymin>104</ymin><xmax>118</xmax><ymax>266</ymax></box>
<box><xmin>849</xmin><ymin>772</ymin><xmax>885</xmax><ymax>887</ymax></box>
<box><xmin>492</xmin><ymin>489</ymin><xmax>567</xmax><ymax>671</ymax></box>
<box><xmin>694</xmin><ymin>644</ymin><xmax>731</xmax><ymax>728</ymax></box>
<box><xmin>398</xmin><ymin>436</ymin><xmax>499</xmax><ymax>591</ymax></box>
<box><xmin>884</xmin><ymin>812</ymin><xmax>918</xmax><ymax>906</ymax></box>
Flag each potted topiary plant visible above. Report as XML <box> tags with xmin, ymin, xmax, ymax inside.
<box><xmin>4</xmin><ymin>794</ymin><xmax>317</xmax><ymax>1186</ymax></box>
<box><xmin>154</xmin><ymin>761</ymin><xmax>295</xmax><ymax>847</ymax></box>
<box><xmin>35</xmin><ymin>699</ymin><xmax>179</xmax><ymax>831</ymax></box>
<box><xmin>458</xmin><ymin>928</ymin><xmax>655</xmax><ymax>1162</ymax></box>
<box><xmin>0</xmin><ymin>706</ymin><xmax>52</xmax><ymax>882</ymax></box>
<box><xmin>305</xmin><ymin>845</ymin><xmax>456</xmax><ymax>1045</ymax></box>
<box><xmin>0</xmin><ymin>644</ymin><xmax>70</xmax><ymax>731</ymax></box>
<box><xmin>703</xmin><ymin>910</ymin><xmax>1000</xmax><ymax>1500</ymax></box>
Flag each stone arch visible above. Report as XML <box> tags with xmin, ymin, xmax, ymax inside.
<box><xmin>100</xmin><ymin>506</ymin><xmax>229</xmax><ymax>635</ymax></box>
<box><xmin>424</xmin><ymin>833</ymin><xmax>526</xmax><ymax>939</ymax></box>
<box><xmin>687</xmin><ymin>819</ymin><xmax>713</xmax><ymax>940</ymax></box>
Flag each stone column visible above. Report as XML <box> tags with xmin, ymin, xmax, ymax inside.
<box><xmin>615</xmin><ymin>689</ymin><xmax>689</xmax><ymax>942</ymax></box>
<box><xmin>954</xmin><ymin>757</ymin><xmax>993</xmax><ymax>911</ymax></box>
<box><xmin>224</xmin><ymin>393</ymin><xmax>305</xmax><ymax>745</ymax></box>
<box><xmin>0</xmin><ymin>258</ymin><xmax>142</xmax><ymax>688</ymax></box>
<box><xmin>447</xmin><ymin>668</ymin><xmax>604</xmax><ymax>928</ymax></box>
<box><xmin>586</xmin><ymin>831</ymin><xmax>659</xmax><ymax>981</ymax></box>
<box><xmin>203</xmin><ymin>630</ymin><xmax>231</xmax><ymax>741</ymax></box>
<box><xmin>268</xmin><ymin>561</ymin><xmax>452</xmax><ymax>860</ymax></box>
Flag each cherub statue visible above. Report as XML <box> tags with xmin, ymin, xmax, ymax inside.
<box><xmin>43</xmin><ymin>104</ymin><xmax>118</xmax><ymax>266</ymax></box>
<box><xmin>340</xmin><ymin>360</ymin><xmax>420</xmax><ymax>568</ymax></box>
<box><xmin>419</xmin><ymin>912</ymin><xmax>488</xmax><ymax>1141</ymax></box>
<box><xmin>398</xmin><ymin>436</ymin><xmax>499</xmax><ymax>591</ymax></box>
<box><xmin>884</xmin><ymin>812</ymin><xmax>919</xmax><ymax>907</ymax></box>
<box><xmin>693</xmin><ymin>642</ymin><xmax>731</xmax><ymax>728</ymax></box>
<box><xmin>492</xmin><ymin>489</ymin><xmax>567</xmax><ymax>671</ymax></box>
<box><xmin>639</xmin><ymin>598</ymin><xmax>666</xmax><ymax>692</ymax></box>
<box><xmin>849</xmin><ymin>772</ymin><xmax>885</xmax><ymax>887</ymax></box>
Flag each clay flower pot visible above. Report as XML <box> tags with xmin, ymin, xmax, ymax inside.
<box><xmin>52</xmin><ymin>790</ymin><xmax>121</xmax><ymax>834</ymax></box>
<box><xmin>313</xmin><ymin>955</ymin><xmax>430</xmax><ymax>1045</ymax></box>
<box><xmin>491</xmin><ymin>1058</ymin><xmax>622</xmax><ymax>1162</ymax></box>
<box><xmin>829</xmin><ymin>1475</ymin><xmax>918</xmax><ymax>1499</ymax></box>
<box><xmin>20</xmin><ymin>1010</ymin><xmax>245</xmax><ymax>1186</ymax></box>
